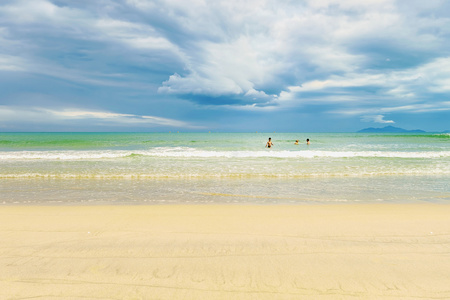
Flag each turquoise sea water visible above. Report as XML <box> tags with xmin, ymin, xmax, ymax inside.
<box><xmin>0</xmin><ymin>132</ymin><xmax>449</xmax><ymax>205</ymax></box>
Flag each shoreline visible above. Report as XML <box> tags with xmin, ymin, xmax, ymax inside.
<box><xmin>2</xmin><ymin>203</ymin><xmax>450</xmax><ymax>299</ymax></box>
<box><xmin>2</xmin><ymin>176</ymin><xmax>449</xmax><ymax>206</ymax></box>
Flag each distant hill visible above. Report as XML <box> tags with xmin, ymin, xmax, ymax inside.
<box><xmin>358</xmin><ymin>126</ymin><xmax>426</xmax><ymax>133</ymax></box>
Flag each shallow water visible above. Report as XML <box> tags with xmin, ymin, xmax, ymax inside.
<box><xmin>1</xmin><ymin>132</ymin><xmax>449</xmax><ymax>205</ymax></box>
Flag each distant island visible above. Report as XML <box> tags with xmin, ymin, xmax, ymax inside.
<box><xmin>357</xmin><ymin>126</ymin><xmax>426</xmax><ymax>133</ymax></box>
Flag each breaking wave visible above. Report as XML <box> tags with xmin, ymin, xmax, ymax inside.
<box><xmin>1</xmin><ymin>147</ymin><xmax>449</xmax><ymax>160</ymax></box>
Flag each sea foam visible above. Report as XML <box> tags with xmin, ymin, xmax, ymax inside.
<box><xmin>0</xmin><ymin>148</ymin><xmax>449</xmax><ymax>160</ymax></box>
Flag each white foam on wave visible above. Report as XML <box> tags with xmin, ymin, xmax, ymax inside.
<box><xmin>1</xmin><ymin>168</ymin><xmax>449</xmax><ymax>179</ymax></box>
<box><xmin>1</xmin><ymin>148</ymin><xmax>449</xmax><ymax>160</ymax></box>
<box><xmin>147</xmin><ymin>150</ymin><xmax>450</xmax><ymax>159</ymax></box>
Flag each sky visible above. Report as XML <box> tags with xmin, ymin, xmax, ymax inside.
<box><xmin>0</xmin><ymin>0</ymin><xmax>449</xmax><ymax>132</ymax></box>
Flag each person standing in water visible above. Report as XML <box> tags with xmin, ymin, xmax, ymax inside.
<box><xmin>266</xmin><ymin>137</ymin><xmax>274</xmax><ymax>148</ymax></box>
<box><xmin>306</xmin><ymin>138</ymin><xmax>310</xmax><ymax>145</ymax></box>
<box><xmin>294</xmin><ymin>140</ymin><xmax>299</xmax><ymax>145</ymax></box>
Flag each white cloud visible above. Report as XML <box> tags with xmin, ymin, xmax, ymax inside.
<box><xmin>3</xmin><ymin>0</ymin><xmax>449</xmax><ymax>101</ymax></box>
<box><xmin>0</xmin><ymin>0</ymin><xmax>178</xmax><ymax>54</ymax></box>
<box><xmin>3</xmin><ymin>1</ymin><xmax>79</xmax><ymax>25</ymax></box>
<box><xmin>0</xmin><ymin>106</ymin><xmax>197</xmax><ymax>128</ymax></box>
<box><xmin>159</xmin><ymin>72</ymin><xmax>243</xmax><ymax>96</ymax></box>
<box><xmin>0</xmin><ymin>0</ymin><xmax>183</xmax><ymax>83</ymax></box>
<box><xmin>0</xmin><ymin>53</ymin><xmax>154</xmax><ymax>89</ymax></box>
<box><xmin>361</xmin><ymin>115</ymin><xmax>395</xmax><ymax>124</ymax></box>
<box><xmin>94</xmin><ymin>18</ymin><xmax>182</xmax><ymax>55</ymax></box>
<box><xmin>158</xmin><ymin>36</ymin><xmax>278</xmax><ymax>100</ymax></box>
<box><xmin>416</xmin><ymin>57</ymin><xmax>450</xmax><ymax>93</ymax></box>
<box><xmin>152</xmin><ymin>0</ymin><xmax>449</xmax><ymax>106</ymax></box>
<box><xmin>45</xmin><ymin>108</ymin><xmax>195</xmax><ymax>127</ymax></box>
<box><xmin>1</xmin><ymin>0</ymin><xmax>450</xmax><ymax>133</ymax></box>
<box><xmin>332</xmin><ymin>101</ymin><xmax>450</xmax><ymax>117</ymax></box>
<box><xmin>277</xmin><ymin>56</ymin><xmax>450</xmax><ymax>109</ymax></box>
<box><xmin>43</xmin><ymin>109</ymin><xmax>135</xmax><ymax>119</ymax></box>
<box><xmin>380</xmin><ymin>103</ymin><xmax>450</xmax><ymax>114</ymax></box>
<box><xmin>0</xmin><ymin>54</ymin><xmax>25</xmax><ymax>71</ymax></box>
<box><xmin>245</xmin><ymin>88</ymin><xmax>271</xmax><ymax>100</ymax></box>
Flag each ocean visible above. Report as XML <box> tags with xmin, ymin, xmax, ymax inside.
<box><xmin>0</xmin><ymin>132</ymin><xmax>449</xmax><ymax>205</ymax></box>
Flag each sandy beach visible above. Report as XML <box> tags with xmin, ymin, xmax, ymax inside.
<box><xmin>1</xmin><ymin>204</ymin><xmax>450</xmax><ymax>299</ymax></box>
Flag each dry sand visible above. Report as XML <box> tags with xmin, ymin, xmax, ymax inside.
<box><xmin>1</xmin><ymin>204</ymin><xmax>450</xmax><ymax>299</ymax></box>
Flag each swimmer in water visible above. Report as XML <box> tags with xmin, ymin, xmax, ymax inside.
<box><xmin>306</xmin><ymin>138</ymin><xmax>310</xmax><ymax>145</ymax></box>
<box><xmin>266</xmin><ymin>137</ymin><xmax>274</xmax><ymax>148</ymax></box>
<box><xmin>294</xmin><ymin>140</ymin><xmax>299</xmax><ymax>145</ymax></box>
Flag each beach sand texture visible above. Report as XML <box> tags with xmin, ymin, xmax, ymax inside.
<box><xmin>1</xmin><ymin>204</ymin><xmax>450</xmax><ymax>299</ymax></box>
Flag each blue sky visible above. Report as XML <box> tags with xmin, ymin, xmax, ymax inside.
<box><xmin>0</xmin><ymin>0</ymin><xmax>449</xmax><ymax>132</ymax></box>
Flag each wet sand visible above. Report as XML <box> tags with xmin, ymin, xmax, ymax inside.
<box><xmin>1</xmin><ymin>204</ymin><xmax>450</xmax><ymax>299</ymax></box>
